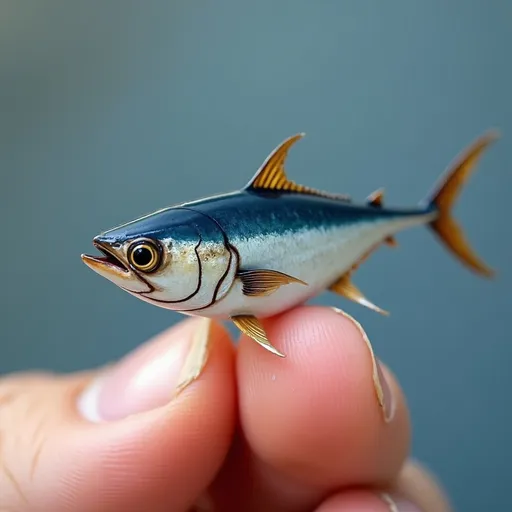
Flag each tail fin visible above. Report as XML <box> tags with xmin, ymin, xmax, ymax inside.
<box><xmin>423</xmin><ymin>130</ymin><xmax>499</xmax><ymax>278</ymax></box>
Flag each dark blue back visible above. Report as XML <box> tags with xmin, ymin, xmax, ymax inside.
<box><xmin>183</xmin><ymin>190</ymin><xmax>424</xmax><ymax>240</ymax></box>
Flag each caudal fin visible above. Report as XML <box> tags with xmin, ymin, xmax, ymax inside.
<box><xmin>422</xmin><ymin>130</ymin><xmax>499</xmax><ymax>278</ymax></box>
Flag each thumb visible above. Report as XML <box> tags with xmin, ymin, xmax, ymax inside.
<box><xmin>0</xmin><ymin>317</ymin><xmax>236</xmax><ymax>512</ymax></box>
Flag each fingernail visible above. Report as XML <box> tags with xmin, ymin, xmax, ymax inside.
<box><xmin>77</xmin><ymin>318</ymin><xmax>213</xmax><ymax>422</ymax></box>
<box><xmin>381</xmin><ymin>493</ymin><xmax>423</xmax><ymax>511</ymax></box>
<box><xmin>175</xmin><ymin>317</ymin><xmax>213</xmax><ymax>396</ymax></box>
<box><xmin>332</xmin><ymin>308</ymin><xmax>396</xmax><ymax>423</ymax></box>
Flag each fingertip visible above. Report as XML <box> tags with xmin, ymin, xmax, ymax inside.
<box><xmin>77</xmin><ymin>317</ymin><xmax>236</xmax><ymax>423</ymax></box>
<box><xmin>393</xmin><ymin>459</ymin><xmax>453</xmax><ymax>512</ymax></box>
<box><xmin>70</xmin><ymin>317</ymin><xmax>237</xmax><ymax>509</ymax></box>
<box><xmin>237</xmin><ymin>305</ymin><xmax>411</xmax><ymax>488</ymax></box>
<box><xmin>314</xmin><ymin>459</ymin><xmax>453</xmax><ymax>512</ymax></box>
<box><xmin>314</xmin><ymin>490</ymin><xmax>393</xmax><ymax>511</ymax></box>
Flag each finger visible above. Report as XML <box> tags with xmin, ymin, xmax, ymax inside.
<box><xmin>234</xmin><ymin>305</ymin><xmax>411</xmax><ymax>510</ymax></box>
<box><xmin>0</xmin><ymin>317</ymin><xmax>236</xmax><ymax>512</ymax></box>
<box><xmin>314</xmin><ymin>459</ymin><xmax>453</xmax><ymax>511</ymax></box>
<box><xmin>390</xmin><ymin>459</ymin><xmax>453</xmax><ymax>512</ymax></box>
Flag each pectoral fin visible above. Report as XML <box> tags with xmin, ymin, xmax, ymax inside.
<box><xmin>329</xmin><ymin>274</ymin><xmax>389</xmax><ymax>316</ymax></box>
<box><xmin>231</xmin><ymin>315</ymin><xmax>285</xmax><ymax>357</ymax></box>
<box><xmin>237</xmin><ymin>269</ymin><xmax>307</xmax><ymax>297</ymax></box>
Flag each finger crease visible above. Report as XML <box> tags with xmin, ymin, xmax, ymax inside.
<box><xmin>30</xmin><ymin>417</ymin><xmax>46</xmax><ymax>481</ymax></box>
<box><xmin>0</xmin><ymin>433</ymin><xmax>29</xmax><ymax>505</ymax></box>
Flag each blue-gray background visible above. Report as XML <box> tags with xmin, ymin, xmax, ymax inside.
<box><xmin>1</xmin><ymin>2</ymin><xmax>510</xmax><ymax>510</ymax></box>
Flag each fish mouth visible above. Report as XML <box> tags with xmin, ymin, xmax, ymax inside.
<box><xmin>81</xmin><ymin>241</ymin><xmax>129</xmax><ymax>274</ymax></box>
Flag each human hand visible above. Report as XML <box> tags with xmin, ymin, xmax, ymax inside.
<box><xmin>0</xmin><ymin>306</ymin><xmax>452</xmax><ymax>511</ymax></box>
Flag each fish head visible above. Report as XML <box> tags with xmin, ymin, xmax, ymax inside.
<box><xmin>81</xmin><ymin>207</ymin><xmax>209</xmax><ymax>306</ymax></box>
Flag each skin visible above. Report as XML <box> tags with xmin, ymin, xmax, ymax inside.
<box><xmin>0</xmin><ymin>306</ymin><xmax>453</xmax><ymax>511</ymax></box>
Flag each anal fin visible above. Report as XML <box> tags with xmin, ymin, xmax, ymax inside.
<box><xmin>232</xmin><ymin>315</ymin><xmax>285</xmax><ymax>357</ymax></box>
<box><xmin>238</xmin><ymin>269</ymin><xmax>307</xmax><ymax>297</ymax></box>
<box><xmin>329</xmin><ymin>274</ymin><xmax>389</xmax><ymax>316</ymax></box>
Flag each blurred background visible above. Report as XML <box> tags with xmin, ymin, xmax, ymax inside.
<box><xmin>1</xmin><ymin>1</ymin><xmax>510</xmax><ymax>510</ymax></box>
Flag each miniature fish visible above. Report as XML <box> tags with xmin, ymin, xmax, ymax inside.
<box><xmin>82</xmin><ymin>131</ymin><xmax>497</xmax><ymax>358</ymax></box>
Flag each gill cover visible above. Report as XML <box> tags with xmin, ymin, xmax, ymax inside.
<box><xmin>86</xmin><ymin>207</ymin><xmax>239</xmax><ymax>311</ymax></box>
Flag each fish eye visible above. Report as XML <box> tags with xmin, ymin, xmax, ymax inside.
<box><xmin>128</xmin><ymin>239</ymin><xmax>162</xmax><ymax>273</ymax></box>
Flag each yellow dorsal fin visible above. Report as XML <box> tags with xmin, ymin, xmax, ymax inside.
<box><xmin>244</xmin><ymin>134</ymin><xmax>351</xmax><ymax>201</ymax></box>
<box><xmin>367</xmin><ymin>188</ymin><xmax>384</xmax><ymax>207</ymax></box>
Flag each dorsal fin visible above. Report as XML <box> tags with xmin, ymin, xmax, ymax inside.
<box><xmin>367</xmin><ymin>188</ymin><xmax>384</xmax><ymax>207</ymax></box>
<box><xmin>244</xmin><ymin>134</ymin><xmax>351</xmax><ymax>201</ymax></box>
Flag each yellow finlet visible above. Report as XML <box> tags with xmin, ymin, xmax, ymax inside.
<box><xmin>366</xmin><ymin>189</ymin><xmax>396</xmax><ymax>247</ymax></box>
<box><xmin>366</xmin><ymin>188</ymin><xmax>385</xmax><ymax>207</ymax></box>
<box><xmin>384</xmin><ymin>236</ymin><xmax>398</xmax><ymax>247</ymax></box>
